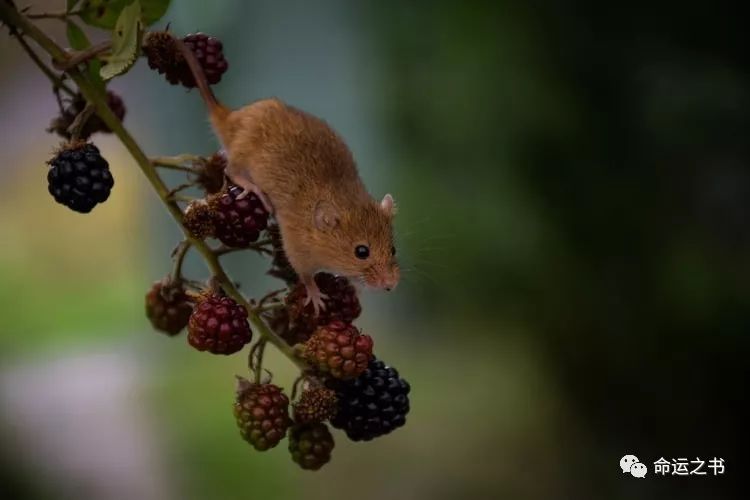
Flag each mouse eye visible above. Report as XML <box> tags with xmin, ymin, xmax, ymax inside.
<box><xmin>355</xmin><ymin>245</ymin><xmax>370</xmax><ymax>260</ymax></box>
<box><xmin>391</xmin><ymin>245</ymin><xmax>396</xmax><ymax>256</ymax></box>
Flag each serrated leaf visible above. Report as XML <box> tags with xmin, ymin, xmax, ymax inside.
<box><xmin>99</xmin><ymin>0</ymin><xmax>142</xmax><ymax>80</ymax></box>
<box><xmin>66</xmin><ymin>20</ymin><xmax>90</xmax><ymax>50</ymax></box>
<box><xmin>67</xmin><ymin>0</ymin><xmax>82</xmax><ymax>12</ymax></box>
<box><xmin>79</xmin><ymin>0</ymin><xmax>171</xmax><ymax>29</ymax></box>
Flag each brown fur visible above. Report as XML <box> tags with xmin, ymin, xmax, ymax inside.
<box><xmin>176</xmin><ymin>39</ymin><xmax>399</xmax><ymax>289</ymax></box>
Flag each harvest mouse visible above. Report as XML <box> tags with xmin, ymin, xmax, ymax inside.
<box><xmin>176</xmin><ymin>39</ymin><xmax>400</xmax><ymax>312</ymax></box>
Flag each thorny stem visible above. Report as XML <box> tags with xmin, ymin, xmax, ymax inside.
<box><xmin>27</xmin><ymin>10</ymin><xmax>81</xmax><ymax>20</ymax></box>
<box><xmin>12</xmin><ymin>30</ymin><xmax>76</xmax><ymax>97</ymax></box>
<box><xmin>0</xmin><ymin>3</ymin><xmax>306</xmax><ymax>370</ymax></box>
<box><xmin>151</xmin><ymin>154</ymin><xmax>204</xmax><ymax>167</ymax></box>
<box><xmin>53</xmin><ymin>40</ymin><xmax>111</xmax><ymax>70</ymax></box>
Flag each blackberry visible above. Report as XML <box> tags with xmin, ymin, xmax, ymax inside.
<box><xmin>293</xmin><ymin>386</ymin><xmax>337</xmax><ymax>424</ymax></box>
<box><xmin>144</xmin><ymin>31</ymin><xmax>229</xmax><ymax>88</ymax></box>
<box><xmin>286</xmin><ymin>273</ymin><xmax>361</xmax><ymax>327</ymax></box>
<box><xmin>180</xmin><ymin>33</ymin><xmax>229</xmax><ymax>87</ymax></box>
<box><xmin>183</xmin><ymin>201</ymin><xmax>215</xmax><ymax>239</ymax></box>
<box><xmin>327</xmin><ymin>357</ymin><xmax>411</xmax><ymax>442</ymax></box>
<box><xmin>145</xmin><ymin>281</ymin><xmax>193</xmax><ymax>336</ymax></box>
<box><xmin>288</xmin><ymin>423</ymin><xmax>334</xmax><ymax>471</ymax></box>
<box><xmin>208</xmin><ymin>184</ymin><xmax>269</xmax><ymax>248</ymax></box>
<box><xmin>47</xmin><ymin>142</ymin><xmax>114</xmax><ymax>213</ymax></box>
<box><xmin>187</xmin><ymin>293</ymin><xmax>251</xmax><ymax>355</ymax></box>
<box><xmin>48</xmin><ymin>91</ymin><xmax>127</xmax><ymax>139</ymax></box>
<box><xmin>234</xmin><ymin>379</ymin><xmax>292</xmax><ymax>451</ymax></box>
<box><xmin>301</xmin><ymin>321</ymin><xmax>373</xmax><ymax>380</ymax></box>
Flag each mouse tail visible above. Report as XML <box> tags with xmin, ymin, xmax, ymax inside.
<box><xmin>174</xmin><ymin>37</ymin><xmax>230</xmax><ymax>123</ymax></box>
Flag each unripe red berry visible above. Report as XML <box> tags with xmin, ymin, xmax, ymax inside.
<box><xmin>188</xmin><ymin>293</ymin><xmax>251</xmax><ymax>355</ymax></box>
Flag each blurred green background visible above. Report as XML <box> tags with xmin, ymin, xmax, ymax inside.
<box><xmin>1</xmin><ymin>0</ymin><xmax>747</xmax><ymax>499</ymax></box>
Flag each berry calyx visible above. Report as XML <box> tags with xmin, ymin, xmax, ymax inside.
<box><xmin>145</xmin><ymin>281</ymin><xmax>193</xmax><ymax>336</ymax></box>
<box><xmin>208</xmin><ymin>184</ymin><xmax>269</xmax><ymax>248</ymax></box>
<box><xmin>196</xmin><ymin>152</ymin><xmax>227</xmax><ymax>194</ymax></box>
<box><xmin>327</xmin><ymin>357</ymin><xmax>411</xmax><ymax>442</ymax></box>
<box><xmin>300</xmin><ymin>321</ymin><xmax>373</xmax><ymax>380</ymax></box>
<box><xmin>187</xmin><ymin>293</ymin><xmax>251</xmax><ymax>355</ymax></box>
<box><xmin>47</xmin><ymin>142</ymin><xmax>114</xmax><ymax>213</ymax></box>
<box><xmin>288</xmin><ymin>423</ymin><xmax>334</xmax><ymax>471</ymax></box>
<box><xmin>234</xmin><ymin>379</ymin><xmax>292</xmax><ymax>451</ymax></box>
<box><xmin>48</xmin><ymin>91</ymin><xmax>127</xmax><ymax>140</ymax></box>
<box><xmin>293</xmin><ymin>386</ymin><xmax>337</xmax><ymax>424</ymax></box>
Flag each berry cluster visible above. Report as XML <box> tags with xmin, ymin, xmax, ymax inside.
<box><xmin>29</xmin><ymin>16</ymin><xmax>412</xmax><ymax>473</ymax></box>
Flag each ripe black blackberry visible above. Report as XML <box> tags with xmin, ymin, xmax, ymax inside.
<box><xmin>187</xmin><ymin>293</ymin><xmax>252</xmax><ymax>355</ymax></box>
<box><xmin>47</xmin><ymin>142</ymin><xmax>114</xmax><ymax>213</ymax></box>
<box><xmin>143</xmin><ymin>31</ymin><xmax>228</xmax><ymax>88</ymax></box>
<box><xmin>234</xmin><ymin>379</ymin><xmax>292</xmax><ymax>451</ymax></box>
<box><xmin>288</xmin><ymin>423</ymin><xmax>334</xmax><ymax>471</ymax></box>
<box><xmin>208</xmin><ymin>184</ymin><xmax>269</xmax><ymax>248</ymax></box>
<box><xmin>145</xmin><ymin>281</ymin><xmax>193</xmax><ymax>336</ymax></box>
<box><xmin>286</xmin><ymin>273</ymin><xmax>361</xmax><ymax>327</ymax></box>
<box><xmin>48</xmin><ymin>91</ymin><xmax>127</xmax><ymax>139</ymax></box>
<box><xmin>327</xmin><ymin>357</ymin><xmax>411</xmax><ymax>441</ymax></box>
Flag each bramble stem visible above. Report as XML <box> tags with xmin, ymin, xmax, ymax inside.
<box><xmin>12</xmin><ymin>31</ymin><xmax>76</xmax><ymax>96</ymax></box>
<box><xmin>67</xmin><ymin>102</ymin><xmax>94</xmax><ymax>141</ymax></box>
<box><xmin>0</xmin><ymin>3</ymin><xmax>306</xmax><ymax>370</ymax></box>
<box><xmin>151</xmin><ymin>154</ymin><xmax>204</xmax><ymax>167</ymax></box>
<box><xmin>54</xmin><ymin>40</ymin><xmax>111</xmax><ymax>70</ymax></box>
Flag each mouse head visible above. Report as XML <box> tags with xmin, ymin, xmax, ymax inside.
<box><xmin>314</xmin><ymin>194</ymin><xmax>399</xmax><ymax>290</ymax></box>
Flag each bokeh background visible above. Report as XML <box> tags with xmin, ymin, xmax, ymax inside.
<box><xmin>1</xmin><ymin>0</ymin><xmax>747</xmax><ymax>499</ymax></box>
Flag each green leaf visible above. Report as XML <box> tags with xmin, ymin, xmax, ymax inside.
<box><xmin>79</xmin><ymin>0</ymin><xmax>171</xmax><ymax>29</ymax></box>
<box><xmin>67</xmin><ymin>0</ymin><xmax>82</xmax><ymax>12</ymax></box>
<box><xmin>99</xmin><ymin>0</ymin><xmax>143</xmax><ymax>80</ymax></box>
<box><xmin>66</xmin><ymin>20</ymin><xmax>91</xmax><ymax>50</ymax></box>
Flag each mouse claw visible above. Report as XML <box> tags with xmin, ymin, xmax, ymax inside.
<box><xmin>304</xmin><ymin>288</ymin><xmax>328</xmax><ymax>316</ymax></box>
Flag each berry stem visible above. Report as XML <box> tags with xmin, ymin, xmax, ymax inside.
<box><xmin>0</xmin><ymin>3</ymin><xmax>307</xmax><ymax>371</ymax></box>
<box><xmin>151</xmin><ymin>154</ymin><xmax>204</xmax><ymax>170</ymax></box>
<box><xmin>11</xmin><ymin>31</ymin><xmax>76</xmax><ymax>97</ymax></box>
<box><xmin>54</xmin><ymin>40</ymin><xmax>112</xmax><ymax>71</ymax></box>
<box><xmin>171</xmin><ymin>240</ymin><xmax>192</xmax><ymax>282</ymax></box>
<box><xmin>67</xmin><ymin>102</ymin><xmax>95</xmax><ymax>142</ymax></box>
<box><xmin>26</xmin><ymin>11</ymin><xmax>81</xmax><ymax>20</ymax></box>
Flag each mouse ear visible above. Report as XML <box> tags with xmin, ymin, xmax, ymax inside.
<box><xmin>380</xmin><ymin>194</ymin><xmax>396</xmax><ymax>216</ymax></box>
<box><xmin>314</xmin><ymin>201</ymin><xmax>340</xmax><ymax>231</ymax></box>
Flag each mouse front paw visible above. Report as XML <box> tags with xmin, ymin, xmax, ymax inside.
<box><xmin>304</xmin><ymin>287</ymin><xmax>329</xmax><ymax>316</ymax></box>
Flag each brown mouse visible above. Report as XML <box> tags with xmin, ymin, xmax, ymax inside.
<box><xmin>176</xmin><ymin>39</ymin><xmax>400</xmax><ymax>312</ymax></box>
